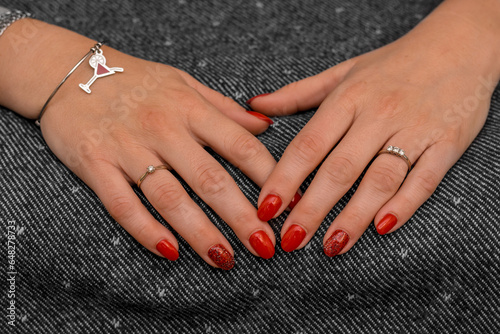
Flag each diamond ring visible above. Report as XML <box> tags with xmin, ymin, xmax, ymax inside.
<box><xmin>137</xmin><ymin>165</ymin><xmax>169</xmax><ymax>188</ymax></box>
<box><xmin>376</xmin><ymin>146</ymin><xmax>412</xmax><ymax>172</ymax></box>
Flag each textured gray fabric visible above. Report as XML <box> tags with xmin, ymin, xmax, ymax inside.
<box><xmin>1</xmin><ymin>0</ymin><xmax>500</xmax><ymax>333</ymax></box>
<box><xmin>0</xmin><ymin>9</ymin><xmax>31</xmax><ymax>36</ymax></box>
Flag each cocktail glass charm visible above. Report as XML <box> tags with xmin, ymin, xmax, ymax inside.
<box><xmin>79</xmin><ymin>49</ymin><xmax>123</xmax><ymax>94</ymax></box>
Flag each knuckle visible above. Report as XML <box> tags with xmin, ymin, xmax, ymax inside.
<box><xmin>321</xmin><ymin>155</ymin><xmax>356</xmax><ymax>189</ymax></box>
<box><xmin>108</xmin><ymin>195</ymin><xmax>135</xmax><ymax>222</ymax></box>
<box><xmin>150</xmin><ymin>182</ymin><xmax>185</xmax><ymax>214</ymax></box>
<box><xmin>195</xmin><ymin>163</ymin><xmax>230</xmax><ymax>197</ymax></box>
<box><xmin>374</xmin><ymin>93</ymin><xmax>403</xmax><ymax>119</ymax></box>
<box><xmin>341</xmin><ymin>210</ymin><xmax>365</xmax><ymax>228</ymax></box>
<box><xmin>296</xmin><ymin>202</ymin><xmax>324</xmax><ymax>221</ymax></box>
<box><xmin>227</xmin><ymin>133</ymin><xmax>262</xmax><ymax>164</ymax></box>
<box><xmin>229</xmin><ymin>208</ymin><xmax>255</xmax><ymax>229</ymax></box>
<box><xmin>291</xmin><ymin>131</ymin><xmax>327</xmax><ymax>164</ymax></box>
<box><xmin>132</xmin><ymin>221</ymin><xmax>150</xmax><ymax>243</ymax></box>
<box><xmin>368</xmin><ymin>164</ymin><xmax>404</xmax><ymax>195</ymax></box>
<box><xmin>139</xmin><ymin>108</ymin><xmax>169</xmax><ymax>133</ymax></box>
<box><xmin>414</xmin><ymin>169</ymin><xmax>441</xmax><ymax>195</ymax></box>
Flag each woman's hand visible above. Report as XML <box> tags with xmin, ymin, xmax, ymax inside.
<box><xmin>248</xmin><ymin>0</ymin><xmax>500</xmax><ymax>255</ymax></box>
<box><xmin>0</xmin><ymin>19</ymin><xmax>279</xmax><ymax>269</ymax></box>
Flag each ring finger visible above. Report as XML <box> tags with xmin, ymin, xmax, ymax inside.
<box><xmin>320</xmin><ymin>137</ymin><xmax>425</xmax><ymax>256</ymax></box>
<box><xmin>123</xmin><ymin>153</ymin><xmax>237</xmax><ymax>270</ymax></box>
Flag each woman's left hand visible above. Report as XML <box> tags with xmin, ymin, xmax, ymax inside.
<box><xmin>247</xmin><ymin>0</ymin><xmax>500</xmax><ymax>255</ymax></box>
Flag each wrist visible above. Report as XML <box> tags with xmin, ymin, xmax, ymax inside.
<box><xmin>418</xmin><ymin>0</ymin><xmax>500</xmax><ymax>81</ymax></box>
<box><xmin>0</xmin><ymin>18</ymin><xmax>95</xmax><ymax>119</ymax></box>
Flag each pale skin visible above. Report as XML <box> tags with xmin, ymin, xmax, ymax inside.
<box><xmin>250</xmin><ymin>0</ymin><xmax>500</xmax><ymax>255</ymax></box>
<box><xmin>0</xmin><ymin>18</ymin><xmax>279</xmax><ymax>268</ymax></box>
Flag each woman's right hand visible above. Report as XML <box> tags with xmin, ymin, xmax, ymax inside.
<box><xmin>0</xmin><ymin>19</ymin><xmax>279</xmax><ymax>270</ymax></box>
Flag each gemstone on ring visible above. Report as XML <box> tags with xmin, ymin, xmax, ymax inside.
<box><xmin>377</xmin><ymin>146</ymin><xmax>412</xmax><ymax>173</ymax></box>
<box><xmin>137</xmin><ymin>164</ymin><xmax>169</xmax><ymax>189</ymax></box>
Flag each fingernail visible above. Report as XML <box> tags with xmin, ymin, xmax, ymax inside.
<box><xmin>156</xmin><ymin>239</ymin><xmax>179</xmax><ymax>261</ymax></box>
<box><xmin>208</xmin><ymin>244</ymin><xmax>235</xmax><ymax>270</ymax></box>
<box><xmin>323</xmin><ymin>230</ymin><xmax>349</xmax><ymax>257</ymax></box>
<box><xmin>257</xmin><ymin>194</ymin><xmax>283</xmax><ymax>221</ymax></box>
<box><xmin>376</xmin><ymin>213</ymin><xmax>397</xmax><ymax>235</ymax></box>
<box><xmin>246</xmin><ymin>111</ymin><xmax>273</xmax><ymax>125</ymax></box>
<box><xmin>288</xmin><ymin>192</ymin><xmax>302</xmax><ymax>210</ymax></box>
<box><xmin>246</xmin><ymin>92</ymin><xmax>271</xmax><ymax>104</ymax></box>
<box><xmin>281</xmin><ymin>224</ymin><xmax>306</xmax><ymax>252</ymax></box>
<box><xmin>249</xmin><ymin>231</ymin><xmax>275</xmax><ymax>259</ymax></box>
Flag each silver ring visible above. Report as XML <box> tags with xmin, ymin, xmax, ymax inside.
<box><xmin>137</xmin><ymin>165</ymin><xmax>169</xmax><ymax>188</ymax></box>
<box><xmin>376</xmin><ymin>146</ymin><xmax>412</xmax><ymax>172</ymax></box>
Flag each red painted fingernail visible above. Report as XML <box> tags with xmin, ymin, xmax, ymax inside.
<box><xmin>323</xmin><ymin>230</ymin><xmax>349</xmax><ymax>257</ymax></box>
<box><xmin>246</xmin><ymin>111</ymin><xmax>273</xmax><ymax>124</ymax></box>
<box><xmin>208</xmin><ymin>244</ymin><xmax>235</xmax><ymax>270</ymax></box>
<box><xmin>257</xmin><ymin>194</ymin><xmax>283</xmax><ymax>221</ymax></box>
<box><xmin>376</xmin><ymin>213</ymin><xmax>398</xmax><ymax>235</ymax></box>
<box><xmin>249</xmin><ymin>231</ymin><xmax>275</xmax><ymax>259</ymax></box>
<box><xmin>246</xmin><ymin>92</ymin><xmax>271</xmax><ymax>104</ymax></box>
<box><xmin>281</xmin><ymin>224</ymin><xmax>306</xmax><ymax>252</ymax></box>
<box><xmin>156</xmin><ymin>239</ymin><xmax>179</xmax><ymax>261</ymax></box>
<box><xmin>288</xmin><ymin>192</ymin><xmax>302</xmax><ymax>210</ymax></box>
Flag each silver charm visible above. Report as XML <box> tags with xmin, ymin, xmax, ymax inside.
<box><xmin>79</xmin><ymin>49</ymin><xmax>123</xmax><ymax>94</ymax></box>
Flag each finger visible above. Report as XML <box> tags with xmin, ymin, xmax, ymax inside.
<box><xmin>279</xmin><ymin>120</ymin><xmax>389</xmax><ymax>252</ymax></box>
<box><xmin>320</xmin><ymin>142</ymin><xmax>424</xmax><ymax>256</ymax></box>
<box><xmin>246</xmin><ymin>59</ymin><xmax>356</xmax><ymax>116</ymax></box>
<box><xmin>374</xmin><ymin>142</ymin><xmax>459</xmax><ymax>235</ymax></box>
<box><xmin>192</xmin><ymin>109</ymin><xmax>278</xmax><ymax>188</ymax></box>
<box><xmin>256</xmin><ymin>92</ymin><xmax>356</xmax><ymax>221</ymax></box>
<box><xmin>84</xmin><ymin>162</ymin><xmax>180</xmax><ymax>262</ymax></box>
<box><xmin>158</xmin><ymin>140</ymin><xmax>276</xmax><ymax>259</ymax></box>
<box><xmin>175</xmin><ymin>68</ymin><xmax>272</xmax><ymax>135</ymax></box>
<box><xmin>124</xmin><ymin>157</ymin><xmax>237</xmax><ymax>270</ymax></box>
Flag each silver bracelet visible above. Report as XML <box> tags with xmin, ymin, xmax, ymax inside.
<box><xmin>36</xmin><ymin>41</ymin><xmax>125</xmax><ymax>126</ymax></box>
<box><xmin>0</xmin><ymin>9</ymin><xmax>31</xmax><ymax>37</ymax></box>
<box><xmin>36</xmin><ymin>42</ymin><xmax>104</xmax><ymax>126</ymax></box>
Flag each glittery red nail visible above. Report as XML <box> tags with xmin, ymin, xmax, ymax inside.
<box><xmin>323</xmin><ymin>230</ymin><xmax>349</xmax><ymax>257</ymax></box>
<box><xmin>246</xmin><ymin>93</ymin><xmax>271</xmax><ymax>104</ymax></box>
<box><xmin>281</xmin><ymin>224</ymin><xmax>306</xmax><ymax>252</ymax></box>
<box><xmin>288</xmin><ymin>192</ymin><xmax>302</xmax><ymax>210</ymax></box>
<box><xmin>257</xmin><ymin>194</ymin><xmax>282</xmax><ymax>221</ymax></box>
<box><xmin>376</xmin><ymin>213</ymin><xmax>397</xmax><ymax>235</ymax></box>
<box><xmin>208</xmin><ymin>244</ymin><xmax>235</xmax><ymax>270</ymax></box>
<box><xmin>156</xmin><ymin>239</ymin><xmax>179</xmax><ymax>261</ymax></box>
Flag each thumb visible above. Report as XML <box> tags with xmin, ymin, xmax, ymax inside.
<box><xmin>247</xmin><ymin>59</ymin><xmax>355</xmax><ymax>116</ymax></box>
<box><xmin>175</xmin><ymin>68</ymin><xmax>272</xmax><ymax>135</ymax></box>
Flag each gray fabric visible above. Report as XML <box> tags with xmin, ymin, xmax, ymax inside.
<box><xmin>0</xmin><ymin>9</ymin><xmax>31</xmax><ymax>36</ymax></box>
<box><xmin>1</xmin><ymin>0</ymin><xmax>499</xmax><ymax>333</ymax></box>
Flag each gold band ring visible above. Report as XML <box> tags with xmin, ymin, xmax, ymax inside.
<box><xmin>137</xmin><ymin>165</ymin><xmax>169</xmax><ymax>188</ymax></box>
<box><xmin>376</xmin><ymin>146</ymin><xmax>412</xmax><ymax>172</ymax></box>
